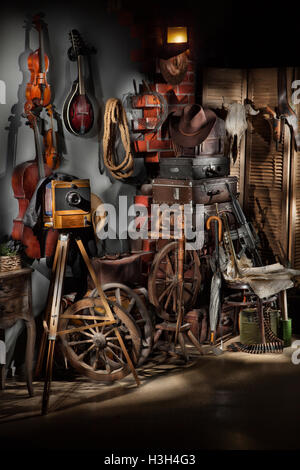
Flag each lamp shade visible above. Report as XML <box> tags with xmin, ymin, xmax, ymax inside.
<box><xmin>167</xmin><ymin>26</ymin><xmax>188</xmax><ymax>44</ymax></box>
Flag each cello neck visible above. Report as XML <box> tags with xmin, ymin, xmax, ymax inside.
<box><xmin>33</xmin><ymin>118</ymin><xmax>45</xmax><ymax>179</ymax></box>
<box><xmin>78</xmin><ymin>55</ymin><xmax>85</xmax><ymax>95</ymax></box>
<box><xmin>38</xmin><ymin>23</ymin><xmax>46</xmax><ymax>74</ymax></box>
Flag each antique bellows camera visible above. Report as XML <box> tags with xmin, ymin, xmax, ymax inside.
<box><xmin>44</xmin><ymin>179</ymin><xmax>92</xmax><ymax>229</ymax></box>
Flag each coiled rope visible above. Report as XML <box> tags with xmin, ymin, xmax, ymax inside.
<box><xmin>103</xmin><ymin>98</ymin><xmax>134</xmax><ymax>179</ymax></box>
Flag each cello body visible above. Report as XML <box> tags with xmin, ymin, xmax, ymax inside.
<box><xmin>11</xmin><ymin>160</ymin><xmax>57</xmax><ymax>259</ymax></box>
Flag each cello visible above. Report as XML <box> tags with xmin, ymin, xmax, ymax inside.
<box><xmin>11</xmin><ymin>104</ymin><xmax>57</xmax><ymax>259</ymax></box>
<box><xmin>63</xmin><ymin>29</ymin><xmax>94</xmax><ymax>136</ymax></box>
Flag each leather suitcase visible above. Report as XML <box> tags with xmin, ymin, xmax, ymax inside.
<box><xmin>192</xmin><ymin>155</ymin><xmax>230</xmax><ymax>179</ymax></box>
<box><xmin>159</xmin><ymin>157</ymin><xmax>193</xmax><ymax>180</ymax></box>
<box><xmin>152</xmin><ymin>176</ymin><xmax>237</xmax><ymax>205</ymax></box>
<box><xmin>192</xmin><ymin>176</ymin><xmax>237</xmax><ymax>204</ymax></box>
<box><xmin>152</xmin><ymin>178</ymin><xmax>193</xmax><ymax>205</ymax></box>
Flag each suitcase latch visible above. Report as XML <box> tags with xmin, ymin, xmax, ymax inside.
<box><xmin>173</xmin><ymin>188</ymin><xmax>180</xmax><ymax>200</ymax></box>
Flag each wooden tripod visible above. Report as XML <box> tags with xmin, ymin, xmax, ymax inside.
<box><xmin>39</xmin><ymin>232</ymin><xmax>140</xmax><ymax>415</ymax></box>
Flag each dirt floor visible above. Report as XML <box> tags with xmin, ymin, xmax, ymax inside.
<box><xmin>0</xmin><ymin>337</ymin><xmax>300</xmax><ymax>453</ymax></box>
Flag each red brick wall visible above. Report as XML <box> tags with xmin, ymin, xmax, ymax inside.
<box><xmin>132</xmin><ymin>60</ymin><xmax>195</xmax><ymax>163</ymax></box>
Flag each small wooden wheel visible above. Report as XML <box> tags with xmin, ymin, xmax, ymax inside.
<box><xmin>148</xmin><ymin>241</ymin><xmax>201</xmax><ymax>321</ymax></box>
<box><xmin>89</xmin><ymin>283</ymin><xmax>154</xmax><ymax>365</ymax></box>
<box><xmin>59</xmin><ymin>298</ymin><xmax>141</xmax><ymax>382</ymax></box>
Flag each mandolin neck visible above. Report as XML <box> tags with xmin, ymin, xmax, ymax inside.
<box><xmin>78</xmin><ymin>55</ymin><xmax>85</xmax><ymax>95</ymax></box>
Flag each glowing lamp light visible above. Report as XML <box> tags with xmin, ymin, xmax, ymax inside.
<box><xmin>167</xmin><ymin>26</ymin><xmax>188</xmax><ymax>44</ymax></box>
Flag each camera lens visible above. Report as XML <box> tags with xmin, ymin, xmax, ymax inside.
<box><xmin>66</xmin><ymin>191</ymin><xmax>82</xmax><ymax>206</ymax></box>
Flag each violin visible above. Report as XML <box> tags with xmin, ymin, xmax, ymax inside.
<box><xmin>25</xmin><ymin>13</ymin><xmax>51</xmax><ymax>107</ymax></box>
<box><xmin>44</xmin><ymin>104</ymin><xmax>60</xmax><ymax>169</ymax></box>
<box><xmin>63</xmin><ymin>30</ymin><xmax>94</xmax><ymax>136</ymax></box>
<box><xmin>11</xmin><ymin>103</ymin><xmax>56</xmax><ymax>259</ymax></box>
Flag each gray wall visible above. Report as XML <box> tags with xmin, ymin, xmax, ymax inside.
<box><xmin>0</xmin><ymin>2</ymin><xmax>145</xmax><ymax>365</ymax></box>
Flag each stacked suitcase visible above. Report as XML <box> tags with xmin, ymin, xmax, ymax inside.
<box><xmin>152</xmin><ymin>117</ymin><xmax>238</xmax><ymax>216</ymax></box>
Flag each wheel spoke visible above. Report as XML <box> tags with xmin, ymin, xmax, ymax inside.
<box><xmin>104</xmin><ymin>327</ymin><xmax>115</xmax><ymax>338</ymax></box>
<box><xmin>68</xmin><ymin>339</ymin><xmax>93</xmax><ymax>346</ymax></box>
<box><xmin>84</xmin><ymin>320</ymin><xmax>98</xmax><ymax>335</ymax></box>
<box><xmin>89</xmin><ymin>308</ymin><xmax>99</xmax><ymax>332</ymax></box>
<box><xmin>106</xmin><ymin>346</ymin><xmax>125</xmax><ymax>364</ymax></box>
<box><xmin>78</xmin><ymin>330</ymin><xmax>94</xmax><ymax>339</ymax></box>
<box><xmin>158</xmin><ymin>282</ymin><xmax>174</xmax><ymax>303</ymax></box>
<box><xmin>78</xmin><ymin>343</ymin><xmax>95</xmax><ymax>361</ymax></box>
<box><xmin>165</xmin><ymin>254</ymin><xmax>174</xmax><ymax>276</ymax></box>
<box><xmin>92</xmin><ymin>348</ymin><xmax>100</xmax><ymax>370</ymax></box>
<box><xmin>107</xmin><ymin>341</ymin><xmax>122</xmax><ymax>351</ymax></box>
<box><xmin>164</xmin><ymin>284</ymin><xmax>175</xmax><ymax>310</ymax></box>
<box><xmin>172</xmin><ymin>289</ymin><xmax>177</xmax><ymax>312</ymax></box>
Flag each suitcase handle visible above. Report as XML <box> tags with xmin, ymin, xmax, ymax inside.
<box><xmin>206</xmin><ymin>189</ymin><xmax>221</xmax><ymax>197</ymax></box>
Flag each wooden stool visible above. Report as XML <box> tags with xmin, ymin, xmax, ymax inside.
<box><xmin>153</xmin><ymin>321</ymin><xmax>204</xmax><ymax>361</ymax></box>
<box><xmin>0</xmin><ymin>268</ymin><xmax>35</xmax><ymax>396</ymax></box>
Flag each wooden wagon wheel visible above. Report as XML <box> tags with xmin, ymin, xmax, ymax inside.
<box><xmin>89</xmin><ymin>283</ymin><xmax>154</xmax><ymax>365</ymax></box>
<box><xmin>148</xmin><ymin>241</ymin><xmax>201</xmax><ymax>321</ymax></box>
<box><xmin>58</xmin><ymin>298</ymin><xmax>141</xmax><ymax>382</ymax></box>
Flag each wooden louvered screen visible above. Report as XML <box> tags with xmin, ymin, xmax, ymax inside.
<box><xmin>244</xmin><ymin>68</ymin><xmax>290</xmax><ymax>263</ymax></box>
<box><xmin>288</xmin><ymin>67</ymin><xmax>300</xmax><ymax>269</ymax></box>
<box><xmin>202</xmin><ymin>67</ymin><xmax>247</xmax><ymax>200</ymax></box>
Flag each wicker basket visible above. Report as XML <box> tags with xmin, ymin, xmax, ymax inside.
<box><xmin>0</xmin><ymin>255</ymin><xmax>22</xmax><ymax>272</ymax></box>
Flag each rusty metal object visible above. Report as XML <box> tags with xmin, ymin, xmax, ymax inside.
<box><xmin>89</xmin><ymin>283</ymin><xmax>154</xmax><ymax>365</ymax></box>
<box><xmin>148</xmin><ymin>241</ymin><xmax>201</xmax><ymax>322</ymax></box>
<box><xmin>88</xmin><ymin>253</ymin><xmax>146</xmax><ymax>289</ymax></box>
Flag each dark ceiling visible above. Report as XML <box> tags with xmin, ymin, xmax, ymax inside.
<box><xmin>128</xmin><ymin>0</ymin><xmax>300</xmax><ymax>67</ymax></box>
<box><xmin>3</xmin><ymin>0</ymin><xmax>300</xmax><ymax>67</ymax></box>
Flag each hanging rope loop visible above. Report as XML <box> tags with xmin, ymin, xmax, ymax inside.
<box><xmin>103</xmin><ymin>98</ymin><xmax>134</xmax><ymax>179</ymax></box>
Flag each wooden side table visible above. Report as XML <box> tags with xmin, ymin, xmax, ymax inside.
<box><xmin>0</xmin><ymin>267</ymin><xmax>35</xmax><ymax>396</ymax></box>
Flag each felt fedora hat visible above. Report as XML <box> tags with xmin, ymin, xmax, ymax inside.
<box><xmin>169</xmin><ymin>104</ymin><xmax>216</xmax><ymax>147</ymax></box>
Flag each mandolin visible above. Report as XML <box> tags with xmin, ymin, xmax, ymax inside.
<box><xmin>63</xmin><ymin>29</ymin><xmax>94</xmax><ymax>136</ymax></box>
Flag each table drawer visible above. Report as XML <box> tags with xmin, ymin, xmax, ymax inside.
<box><xmin>0</xmin><ymin>296</ymin><xmax>29</xmax><ymax>327</ymax></box>
<box><xmin>0</xmin><ymin>276</ymin><xmax>27</xmax><ymax>299</ymax></box>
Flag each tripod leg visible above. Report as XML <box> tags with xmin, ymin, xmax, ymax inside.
<box><xmin>42</xmin><ymin>340</ymin><xmax>55</xmax><ymax>415</ymax></box>
<box><xmin>35</xmin><ymin>238</ymin><xmax>61</xmax><ymax>378</ymax></box>
<box><xmin>41</xmin><ymin>234</ymin><xmax>69</xmax><ymax>415</ymax></box>
<box><xmin>114</xmin><ymin>328</ymin><xmax>140</xmax><ymax>387</ymax></box>
<box><xmin>75</xmin><ymin>238</ymin><xmax>115</xmax><ymax>322</ymax></box>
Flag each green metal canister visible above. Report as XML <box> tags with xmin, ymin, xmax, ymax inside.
<box><xmin>239</xmin><ymin>308</ymin><xmax>280</xmax><ymax>344</ymax></box>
